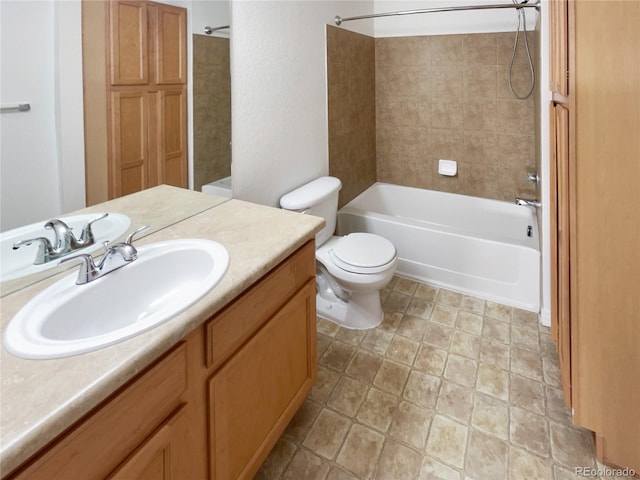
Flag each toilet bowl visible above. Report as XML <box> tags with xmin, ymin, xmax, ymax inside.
<box><xmin>280</xmin><ymin>177</ymin><xmax>397</xmax><ymax>329</ymax></box>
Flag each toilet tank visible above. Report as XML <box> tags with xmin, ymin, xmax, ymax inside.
<box><xmin>280</xmin><ymin>176</ymin><xmax>342</xmax><ymax>247</ymax></box>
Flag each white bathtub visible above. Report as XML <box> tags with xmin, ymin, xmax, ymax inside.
<box><xmin>337</xmin><ymin>183</ymin><xmax>540</xmax><ymax>312</ymax></box>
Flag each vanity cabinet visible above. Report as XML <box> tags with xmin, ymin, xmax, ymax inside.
<box><xmin>83</xmin><ymin>0</ymin><xmax>188</xmax><ymax>204</ymax></box>
<box><xmin>549</xmin><ymin>0</ymin><xmax>639</xmax><ymax>471</ymax></box>
<box><xmin>4</xmin><ymin>241</ymin><xmax>317</xmax><ymax>480</ymax></box>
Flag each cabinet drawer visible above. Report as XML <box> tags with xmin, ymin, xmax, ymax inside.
<box><xmin>9</xmin><ymin>344</ymin><xmax>187</xmax><ymax>480</ymax></box>
<box><xmin>205</xmin><ymin>240</ymin><xmax>315</xmax><ymax>369</ymax></box>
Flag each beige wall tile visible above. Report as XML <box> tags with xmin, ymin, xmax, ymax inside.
<box><xmin>431</xmin><ymin>35</ymin><xmax>465</xmax><ymax>66</ymax></box>
<box><xmin>464</xmin><ymin>65</ymin><xmax>498</xmax><ymax>99</ymax></box>
<box><xmin>464</xmin><ymin>34</ymin><xmax>498</xmax><ymax>65</ymax></box>
<box><xmin>463</xmin><ymin>99</ymin><xmax>499</xmax><ymax>131</ymax></box>
<box><xmin>376</xmin><ymin>35</ymin><xmax>431</xmax><ymax>67</ymax></box>
<box><xmin>336</xmin><ymin>424</ymin><xmax>385</xmax><ymax>478</ymax></box>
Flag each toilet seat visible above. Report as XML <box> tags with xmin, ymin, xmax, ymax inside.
<box><xmin>330</xmin><ymin>233</ymin><xmax>396</xmax><ymax>274</ymax></box>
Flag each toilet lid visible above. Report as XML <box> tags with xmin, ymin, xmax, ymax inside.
<box><xmin>330</xmin><ymin>233</ymin><xmax>396</xmax><ymax>274</ymax></box>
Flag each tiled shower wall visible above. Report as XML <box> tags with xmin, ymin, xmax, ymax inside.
<box><xmin>327</xmin><ymin>27</ymin><xmax>538</xmax><ymax>203</ymax></box>
<box><xmin>193</xmin><ymin>35</ymin><xmax>231</xmax><ymax>192</ymax></box>
<box><xmin>327</xmin><ymin>27</ymin><xmax>377</xmax><ymax>208</ymax></box>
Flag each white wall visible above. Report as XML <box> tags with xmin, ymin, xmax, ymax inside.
<box><xmin>192</xmin><ymin>0</ymin><xmax>230</xmax><ymax>38</ymax></box>
<box><xmin>230</xmin><ymin>1</ymin><xmax>373</xmax><ymax>207</ymax></box>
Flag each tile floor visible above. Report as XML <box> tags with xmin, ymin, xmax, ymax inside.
<box><xmin>254</xmin><ymin>277</ymin><xmax>628</xmax><ymax>480</ymax></box>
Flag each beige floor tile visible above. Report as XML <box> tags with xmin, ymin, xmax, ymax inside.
<box><xmin>460</xmin><ymin>295</ymin><xmax>486</xmax><ymax>315</ymax></box>
<box><xmin>378</xmin><ymin>311</ymin><xmax>404</xmax><ymax>333</ymax></box>
<box><xmin>326</xmin><ymin>467</ymin><xmax>358</xmax><ymax>480</ymax></box>
<box><xmin>320</xmin><ymin>341</ymin><xmax>356</xmax><ymax>372</ymax></box>
<box><xmin>510</xmin><ymin>374</ymin><xmax>545</xmax><ymax>415</ymax></box>
<box><xmin>456</xmin><ymin>311</ymin><xmax>483</xmax><ymax>335</ymax></box>
<box><xmin>539</xmin><ymin>334</ymin><xmax>558</xmax><ymax>358</ymax></box>
<box><xmin>335</xmin><ymin>327</ymin><xmax>367</xmax><ymax>347</ymax></box>
<box><xmin>549</xmin><ymin>422</ymin><xmax>597</xmax><ymax>470</ymax></box>
<box><xmin>394</xmin><ymin>277</ymin><xmax>420</xmax><ymax>295</ymax></box>
<box><xmin>444</xmin><ymin>354</ymin><xmax>478</xmax><ymax>388</ymax></box>
<box><xmin>383</xmin><ymin>291</ymin><xmax>412</xmax><ymax>313</ymax></box>
<box><xmin>470</xmin><ymin>392</ymin><xmax>509</xmax><ymax>440</ymax></box>
<box><xmin>375</xmin><ymin>440</ymin><xmax>423</xmax><ymax>479</ymax></box>
<box><xmin>437</xmin><ymin>289</ymin><xmax>464</xmax><ymax>307</ymax></box>
<box><xmin>336</xmin><ymin>424</ymin><xmax>385</xmax><ymax>478</ymax></box>
<box><xmin>303</xmin><ymin>409</ymin><xmax>352</xmax><ymax>460</ymax></box>
<box><xmin>360</xmin><ymin>329</ymin><xmax>394</xmax><ymax>355</ymax></box>
<box><xmin>511</xmin><ymin>324</ymin><xmax>540</xmax><ymax>352</ymax></box>
<box><xmin>510</xmin><ymin>446</ymin><xmax>553</xmax><ymax>480</ymax></box>
<box><xmin>397</xmin><ymin>315</ymin><xmax>429</xmax><ymax>341</ymax></box>
<box><xmin>419</xmin><ymin>456</ymin><xmax>461</xmax><ymax>480</ymax></box>
<box><xmin>254</xmin><ymin>437</ymin><xmax>297</xmax><ymax>479</ymax></box>
<box><xmin>437</xmin><ymin>380</ymin><xmax>474</xmax><ymax>423</ymax></box>
<box><xmin>407</xmin><ymin>297</ymin><xmax>435</xmax><ymax>319</ymax></box>
<box><xmin>415</xmin><ymin>283</ymin><xmax>439</xmax><ymax>301</ymax></box>
<box><xmin>389</xmin><ymin>400</ymin><xmax>434</xmax><ymax>449</ymax></box>
<box><xmin>414</xmin><ymin>344</ymin><xmax>448</xmax><ymax>376</ymax></box>
<box><xmin>318</xmin><ymin>318</ymin><xmax>340</xmax><ymax>337</ymax></box>
<box><xmin>317</xmin><ymin>334</ymin><xmax>332</xmax><ymax>358</ymax></box>
<box><xmin>327</xmin><ymin>376</ymin><xmax>368</xmax><ymax>417</ymax></box>
<box><xmin>479</xmin><ymin>340</ymin><xmax>510</xmax><ymax>370</ymax></box>
<box><xmin>465</xmin><ymin>429</ymin><xmax>508</xmax><ymax>480</ymax></box>
<box><xmin>386</xmin><ymin>335</ymin><xmax>420</xmax><ymax>365</ymax></box>
<box><xmin>284</xmin><ymin>398</ymin><xmax>323</xmax><ymax>443</ymax></box>
<box><xmin>511</xmin><ymin>347</ymin><xmax>544</xmax><ymax>381</ymax></box>
<box><xmin>426</xmin><ymin>415</ymin><xmax>469</xmax><ymax>468</ymax></box>
<box><xmin>356</xmin><ymin>387</ymin><xmax>399</xmax><ymax>432</ymax></box>
<box><xmin>545</xmin><ymin>385</ymin><xmax>572</xmax><ymax>423</ymax></box>
<box><xmin>373</xmin><ymin>359</ymin><xmax>411</xmax><ymax>396</ymax></box>
<box><xmin>424</xmin><ymin>321</ymin><xmax>454</xmax><ymax>349</ymax></box>
<box><xmin>542</xmin><ymin>356</ymin><xmax>563</xmax><ymax>388</ymax></box>
<box><xmin>311</xmin><ymin>366</ymin><xmax>341</xmax><ymax>403</ymax></box>
<box><xmin>431</xmin><ymin>304</ymin><xmax>459</xmax><ymax>327</ymax></box>
<box><xmin>345</xmin><ymin>350</ymin><xmax>383</xmax><ymax>384</ymax></box>
<box><xmin>485</xmin><ymin>301</ymin><xmax>512</xmax><ymax>322</ymax></box>
<box><xmin>282</xmin><ymin>448</ymin><xmax>330</xmax><ymax>480</ymax></box>
<box><xmin>404</xmin><ymin>370</ymin><xmax>442</xmax><ymax>409</ymax></box>
<box><xmin>510</xmin><ymin>406</ymin><xmax>550</xmax><ymax>457</ymax></box>
<box><xmin>553</xmin><ymin>464</ymin><xmax>578</xmax><ymax>480</ymax></box>
<box><xmin>482</xmin><ymin>317</ymin><xmax>511</xmax><ymax>344</ymax></box>
<box><xmin>511</xmin><ymin>308</ymin><xmax>539</xmax><ymax>330</ymax></box>
<box><xmin>450</xmin><ymin>330</ymin><xmax>481</xmax><ymax>359</ymax></box>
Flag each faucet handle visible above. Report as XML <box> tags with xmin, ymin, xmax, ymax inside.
<box><xmin>59</xmin><ymin>253</ymin><xmax>99</xmax><ymax>285</ymax></box>
<box><xmin>77</xmin><ymin>213</ymin><xmax>109</xmax><ymax>245</ymax></box>
<box><xmin>526</xmin><ymin>172</ymin><xmax>539</xmax><ymax>183</ymax></box>
<box><xmin>125</xmin><ymin>225</ymin><xmax>150</xmax><ymax>245</ymax></box>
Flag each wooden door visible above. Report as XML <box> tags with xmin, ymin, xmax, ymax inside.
<box><xmin>110</xmin><ymin>91</ymin><xmax>149</xmax><ymax>197</ymax></box>
<box><xmin>208</xmin><ymin>281</ymin><xmax>316</xmax><ymax>480</ymax></box>
<box><xmin>152</xmin><ymin>3</ymin><xmax>187</xmax><ymax>85</ymax></box>
<box><xmin>155</xmin><ymin>89</ymin><xmax>187</xmax><ymax>188</ymax></box>
<box><xmin>549</xmin><ymin>0</ymin><xmax>568</xmax><ymax>96</ymax></box>
<box><xmin>108</xmin><ymin>405</ymin><xmax>188</xmax><ymax>480</ymax></box>
<box><xmin>109</xmin><ymin>1</ymin><xmax>148</xmax><ymax>85</ymax></box>
<box><xmin>552</xmin><ymin>102</ymin><xmax>571</xmax><ymax>407</ymax></box>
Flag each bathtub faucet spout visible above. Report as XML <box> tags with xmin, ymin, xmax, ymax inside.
<box><xmin>515</xmin><ymin>198</ymin><xmax>541</xmax><ymax>208</ymax></box>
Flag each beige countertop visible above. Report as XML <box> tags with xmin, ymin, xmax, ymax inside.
<box><xmin>0</xmin><ymin>192</ymin><xmax>323</xmax><ymax>475</ymax></box>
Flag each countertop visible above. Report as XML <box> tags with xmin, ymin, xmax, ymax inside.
<box><xmin>0</xmin><ymin>192</ymin><xmax>323</xmax><ymax>475</ymax></box>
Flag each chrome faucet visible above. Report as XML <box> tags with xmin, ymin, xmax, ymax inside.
<box><xmin>12</xmin><ymin>213</ymin><xmax>109</xmax><ymax>265</ymax></box>
<box><xmin>60</xmin><ymin>225</ymin><xmax>149</xmax><ymax>285</ymax></box>
<box><xmin>515</xmin><ymin>198</ymin><xmax>541</xmax><ymax>208</ymax></box>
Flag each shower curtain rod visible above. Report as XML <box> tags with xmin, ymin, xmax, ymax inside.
<box><xmin>204</xmin><ymin>25</ymin><xmax>230</xmax><ymax>34</ymax></box>
<box><xmin>334</xmin><ymin>2</ymin><xmax>540</xmax><ymax>25</ymax></box>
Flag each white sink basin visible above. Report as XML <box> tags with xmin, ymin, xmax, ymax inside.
<box><xmin>4</xmin><ymin>239</ymin><xmax>229</xmax><ymax>359</ymax></box>
<box><xmin>0</xmin><ymin>213</ymin><xmax>131</xmax><ymax>282</ymax></box>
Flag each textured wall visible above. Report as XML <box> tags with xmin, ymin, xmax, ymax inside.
<box><xmin>193</xmin><ymin>34</ymin><xmax>231</xmax><ymax>192</ymax></box>
<box><xmin>375</xmin><ymin>32</ymin><xmax>537</xmax><ymax>201</ymax></box>
<box><xmin>327</xmin><ymin>26</ymin><xmax>377</xmax><ymax>208</ymax></box>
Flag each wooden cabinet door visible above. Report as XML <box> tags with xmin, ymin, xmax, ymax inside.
<box><xmin>208</xmin><ymin>281</ymin><xmax>317</xmax><ymax>480</ymax></box>
<box><xmin>110</xmin><ymin>91</ymin><xmax>149</xmax><ymax>197</ymax></box>
<box><xmin>152</xmin><ymin>3</ymin><xmax>187</xmax><ymax>85</ymax></box>
<box><xmin>108</xmin><ymin>405</ymin><xmax>188</xmax><ymax>480</ymax></box>
<box><xmin>551</xmin><ymin>102</ymin><xmax>571</xmax><ymax>407</ymax></box>
<box><xmin>549</xmin><ymin>0</ymin><xmax>569</xmax><ymax>96</ymax></box>
<box><xmin>155</xmin><ymin>88</ymin><xmax>187</xmax><ymax>188</ymax></box>
<box><xmin>109</xmin><ymin>1</ymin><xmax>148</xmax><ymax>85</ymax></box>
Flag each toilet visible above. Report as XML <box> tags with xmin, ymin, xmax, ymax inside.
<box><xmin>280</xmin><ymin>177</ymin><xmax>397</xmax><ymax>329</ymax></box>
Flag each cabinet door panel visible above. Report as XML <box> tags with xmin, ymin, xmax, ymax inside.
<box><xmin>153</xmin><ymin>4</ymin><xmax>187</xmax><ymax>85</ymax></box>
<box><xmin>156</xmin><ymin>89</ymin><xmax>187</xmax><ymax>188</ymax></box>
<box><xmin>110</xmin><ymin>91</ymin><xmax>149</xmax><ymax>198</ymax></box>
<box><xmin>110</xmin><ymin>1</ymin><xmax>148</xmax><ymax>85</ymax></box>
<box><xmin>550</xmin><ymin>0</ymin><xmax>568</xmax><ymax>95</ymax></box>
<box><xmin>208</xmin><ymin>281</ymin><xmax>317</xmax><ymax>480</ymax></box>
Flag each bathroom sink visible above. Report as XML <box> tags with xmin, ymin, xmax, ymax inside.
<box><xmin>0</xmin><ymin>213</ymin><xmax>131</xmax><ymax>282</ymax></box>
<box><xmin>3</xmin><ymin>239</ymin><xmax>229</xmax><ymax>359</ymax></box>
